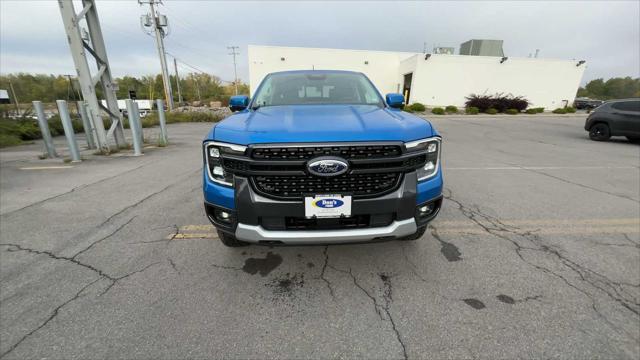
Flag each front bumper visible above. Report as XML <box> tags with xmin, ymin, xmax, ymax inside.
<box><xmin>236</xmin><ymin>218</ymin><xmax>417</xmax><ymax>244</ymax></box>
<box><xmin>203</xmin><ymin>168</ymin><xmax>443</xmax><ymax>244</ymax></box>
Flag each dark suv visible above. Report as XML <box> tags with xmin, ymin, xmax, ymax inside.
<box><xmin>584</xmin><ymin>99</ymin><xmax>640</xmax><ymax>142</ymax></box>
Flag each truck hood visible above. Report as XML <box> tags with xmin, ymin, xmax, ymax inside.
<box><xmin>207</xmin><ymin>105</ymin><xmax>434</xmax><ymax>145</ymax></box>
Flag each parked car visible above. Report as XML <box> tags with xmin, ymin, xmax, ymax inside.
<box><xmin>202</xmin><ymin>70</ymin><xmax>443</xmax><ymax>246</ymax></box>
<box><xmin>584</xmin><ymin>99</ymin><xmax>640</xmax><ymax>142</ymax></box>
<box><xmin>574</xmin><ymin>97</ymin><xmax>603</xmax><ymax>110</ymax></box>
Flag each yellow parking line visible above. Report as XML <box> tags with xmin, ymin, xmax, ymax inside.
<box><xmin>168</xmin><ymin>233</ymin><xmax>217</xmax><ymax>240</ymax></box>
<box><xmin>180</xmin><ymin>224</ymin><xmax>215</xmax><ymax>231</ymax></box>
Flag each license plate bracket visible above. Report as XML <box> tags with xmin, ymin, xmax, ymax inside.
<box><xmin>304</xmin><ymin>194</ymin><xmax>352</xmax><ymax>218</ymax></box>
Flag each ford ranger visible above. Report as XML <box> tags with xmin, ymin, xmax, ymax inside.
<box><xmin>202</xmin><ymin>70</ymin><xmax>442</xmax><ymax>246</ymax></box>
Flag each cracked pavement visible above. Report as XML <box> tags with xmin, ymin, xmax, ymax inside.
<box><xmin>1</xmin><ymin>117</ymin><xmax>639</xmax><ymax>359</ymax></box>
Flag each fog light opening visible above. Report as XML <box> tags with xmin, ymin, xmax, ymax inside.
<box><xmin>424</xmin><ymin>161</ymin><xmax>435</xmax><ymax>171</ymax></box>
<box><xmin>214</xmin><ymin>209</ymin><xmax>232</xmax><ymax>223</ymax></box>
<box><xmin>418</xmin><ymin>203</ymin><xmax>434</xmax><ymax>216</ymax></box>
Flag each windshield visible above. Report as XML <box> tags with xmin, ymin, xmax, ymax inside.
<box><xmin>251</xmin><ymin>72</ymin><xmax>383</xmax><ymax>108</ymax></box>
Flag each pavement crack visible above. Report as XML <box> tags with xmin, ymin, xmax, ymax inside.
<box><xmin>73</xmin><ymin>216</ymin><xmax>137</xmax><ymax>260</ymax></box>
<box><xmin>167</xmin><ymin>257</ymin><xmax>179</xmax><ymax>273</ymax></box>
<box><xmin>0</xmin><ymin>278</ymin><xmax>101</xmax><ymax>359</ymax></box>
<box><xmin>99</xmin><ymin>262</ymin><xmax>161</xmax><ymax>296</ymax></box>
<box><xmin>444</xmin><ymin>188</ymin><xmax>640</xmax><ymax>338</ymax></box>
<box><xmin>1</xmin><ymin>243</ymin><xmax>115</xmax><ymax>281</ymax></box>
<box><xmin>400</xmin><ymin>243</ymin><xmax>428</xmax><ymax>283</ymax></box>
<box><xmin>328</xmin><ymin>265</ymin><xmax>407</xmax><ymax>359</ymax></box>
<box><xmin>319</xmin><ymin>246</ymin><xmax>336</xmax><ymax>299</ymax></box>
<box><xmin>97</xmin><ymin>169</ymin><xmax>199</xmax><ymax>229</ymax></box>
<box><xmin>379</xmin><ymin>273</ymin><xmax>408</xmax><ymax>360</ymax></box>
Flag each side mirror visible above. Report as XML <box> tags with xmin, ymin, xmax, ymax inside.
<box><xmin>385</xmin><ymin>93</ymin><xmax>405</xmax><ymax>108</ymax></box>
<box><xmin>229</xmin><ymin>95</ymin><xmax>249</xmax><ymax>112</ymax></box>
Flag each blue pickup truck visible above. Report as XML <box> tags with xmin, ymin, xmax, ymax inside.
<box><xmin>202</xmin><ymin>70</ymin><xmax>442</xmax><ymax>246</ymax></box>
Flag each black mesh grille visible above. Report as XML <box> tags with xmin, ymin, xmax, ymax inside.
<box><xmin>252</xmin><ymin>173</ymin><xmax>401</xmax><ymax>199</ymax></box>
<box><xmin>251</xmin><ymin>145</ymin><xmax>402</xmax><ymax>160</ymax></box>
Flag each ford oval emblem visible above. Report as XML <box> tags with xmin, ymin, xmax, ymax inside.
<box><xmin>307</xmin><ymin>157</ymin><xmax>349</xmax><ymax>177</ymax></box>
<box><xmin>314</xmin><ymin>199</ymin><xmax>344</xmax><ymax>208</ymax></box>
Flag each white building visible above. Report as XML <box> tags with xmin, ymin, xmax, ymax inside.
<box><xmin>248</xmin><ymin>45</ymin><xmax>586</xmax><ymax>109</ymax></box>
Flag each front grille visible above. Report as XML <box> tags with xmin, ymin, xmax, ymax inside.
<box><xmin>251</xmin><ymin>145</ymin><xmax>402</xmax><ymax>160</ymax></box>
<box><xmin>252</xmin><ymin>173</ymin><xmax>401</xmax><ymax>199</ymax></box>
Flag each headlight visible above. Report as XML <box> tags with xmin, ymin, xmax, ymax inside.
<box><xmin>405</xmin><ymin>137</ymin><xmax>441</xmax><ymax>181</ymax></box>
<box><xmin>203</xmin><ymin>141</ymin><xmax>246</xmax><ymax>186</ymax></box>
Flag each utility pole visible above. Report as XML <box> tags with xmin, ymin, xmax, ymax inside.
<box><xmin>227</xmin><ymin>46</ymin><xmax>239</xmax><ymax>95</ymax></box>
<box><xmin>140</xmin><ymin>0</ymin><xmax>173</xmax><ymax>111</ymax></box>
<box><xmin>193</xmin><ymin>76</ymin><xmax>201</xmax><ymax>101</ymax></box>
<box><xmin>173</xmin><ymin>57</ymin><xmax>183</xmax><ymax>104</ymax></box>
<box><xmin>58</xmin><ymin>0</ymin><xmax>126</xmax><ymax>153</ymax></box>
<box><xmin>8</xmin><ymin>82</ymin><xmax>20</xmax><ymax>115</ymax></box>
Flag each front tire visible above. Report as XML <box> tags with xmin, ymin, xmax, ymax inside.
<box><xmin>626</xmin><ymin>136</ymin><xmax>640</xmax><ymax>143</ymax></box>
<box><xmin>589</xmin><ymin>123</ymin><xmax>610</xmax><ymax>141</ymax></box>
<box><xmin>217</xmin><ymin>230</ymin><xmax>249</xmax><ymax>247</ymax></box>
<box><xmin>399</xmin><ymin>226</ymin><xmax>427</xmax><ymax>241</ymax></box>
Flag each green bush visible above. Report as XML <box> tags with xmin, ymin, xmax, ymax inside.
<box><xmin>565</xmin><ymin>107</ymin><xmax>576</xmax><ymax>113</ymax></box>
<box><xmin>0</xmin><ymin>111</ymin><xmax>224</xmax><ymax>148</ymax></box>
<box><xmin>535</xmin><ymin>107</ymin><xmax>545</xmax><ymax>113</ymax></box>
<box><xmin>408</xmin><ymin>103</ymin><xmax>426</xmax><ymax>112</ymax></box>
<box><xmin>525</xmin><ymin>108</ymin><xmax>538</xmax><ymax>114</ymax></box>
<box><xmin>445</xmin><ymin>105</ymin><xmax>458</xmax><ymax>113</ymax></box>
<box><xmin>505</xmin><ymin>108</ymin><xmax>519</xmax><ymax>115</ymax></box>
<box><xmin>0</xmin><ymin>133</ymin><xmax>23</xmax><ymax>148</ymax></box>
<box><xmin>465</xmin><ymin>106</ymin><xmax>479</xmax><ymax>115</ymax></box>
<box><xmin>552</xmin><ymin>108</ymin><xmax>567</xmax><ymax>114</ymax></box>
<box><xmin>485</xmin><ymin>108</ymin><xmax>498</xmax><ymax>114</ymax></box>
<box><xmin>431</xmin><ymin>107</ymin><xmax>445</xmax><ymax>115</ymax></box>
<box><xmin>402</xmin><ymin>106</ymin><xmax>414</xmax><ymax>113</ymax></box>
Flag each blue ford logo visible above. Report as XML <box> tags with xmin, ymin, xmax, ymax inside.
<box><xmin>314</xmin><ymin>199</ymin><xmax>344</xmax><ymax>208</ymax></box>
<box><xmin>307</xmin><ymin>157</ymin><xmax>349</xmax><ymax>177</ymax></box>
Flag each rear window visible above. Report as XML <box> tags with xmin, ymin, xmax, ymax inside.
<box><xmin>611</xmin><ymin>101</ymin><xmax>640</xmax><ymax>112</ymax></box>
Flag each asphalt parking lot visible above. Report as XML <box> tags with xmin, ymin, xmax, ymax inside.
<box><xmin>1</xmin><ymin>114</ymin><xmax>638</xmax><ymax>359</ymax></box>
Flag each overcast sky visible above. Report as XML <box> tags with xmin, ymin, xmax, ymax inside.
<box><xmin>1</xmin><ymin>0</ymin><xmax>638</xmax><ymax>85</ymax></box>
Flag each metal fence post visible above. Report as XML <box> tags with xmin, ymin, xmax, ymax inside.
<box><xmin>156</xmin><ymin>99</ymin><xmax>168</xmax><ymax>145</ymax></box>
<box><xmin>84</xmin><ymin>104</ymin><xmax>101</xmax><ymax>150</ymax></box>
<box><xmin>32</xmin><ymin>101</ymin><xmax>57</xmax><ymax>158</ymax></box>
<box><xmin>133</xmin><ymin>101</ymin><xmax>143</xmax><ymax>144</ymax></box>
<box><xmin>56</xmin><ymin>100</ymin><xmax>81</xmax><ymax>162</ymax></box>
<box><xmin>77</xmin><ymin>101</ymin><xmax>96</xmax><ymax>149</ymax></box>
<box><xmin>125</xmin><ymin>99</ymin><xmax>143</xmax><ymax>156</ymax></box>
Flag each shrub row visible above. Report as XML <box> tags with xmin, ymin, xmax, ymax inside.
<box><xmin>551</xmin><ymin>107</ymin><xmax>576</xmax><ymax>114</ymax></box>
<box><xmin>0</xmin><ymin>116</ymin><xmax>84</xmax><ymax>147</ymax></box>
<box><xmin>465</xmin><ymin>93</ymin><xmax>530</xmax><ymax>112</ymax></box>
<box><xmin>0</xmin><ymin>111</ymin><xmax>225</xmax><ymax>148</ymax></box>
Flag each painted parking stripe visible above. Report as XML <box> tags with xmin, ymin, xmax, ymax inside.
<box><xmin>19</xmin><ymin>166</ymin><xmax>74</xmax><ymax>170</ymax></box>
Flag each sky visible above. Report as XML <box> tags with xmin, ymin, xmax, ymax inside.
<box><xmin>1</xmin><ymin>0</ymin><xmax>639</xmax><ymax>85</ymax></box>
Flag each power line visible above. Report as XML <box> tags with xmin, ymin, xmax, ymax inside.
<box><xmin>227</xmin><ymin>46</ymin><xmax>239</xmax><ymax>95</ymax></box>
<box><xmin>165</xmin><ymin>51</ymin><xmax>235</xmax><ymax>83</ymax></box>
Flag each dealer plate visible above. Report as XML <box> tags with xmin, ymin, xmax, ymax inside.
<box><xmin>304</xmin><ymin>194</ymin><xmax>352</xmax><ymax>218</ymax></box>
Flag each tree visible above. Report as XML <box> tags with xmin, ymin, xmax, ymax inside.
<box><xmin>578</xmin><ymin>77</ymin><xmax>639</xmax><ymax>100</ymax></box>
